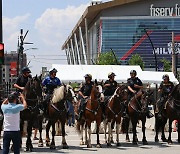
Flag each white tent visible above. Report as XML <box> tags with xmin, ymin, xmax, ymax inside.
<box><xmin>51</xmin><ymin>64</ymin><xmax>179</xmax><ymax>84</ymax></box>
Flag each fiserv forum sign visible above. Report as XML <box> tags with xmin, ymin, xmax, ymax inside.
<box><xmin>150</xmin><ymin>4</ymin><xmax>180</xmax><ymax>16</ymax></box>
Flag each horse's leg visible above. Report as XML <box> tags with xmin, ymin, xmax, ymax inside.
<box><xmin>178</xmin><ymin>121</ymin><xmax>180</xmax><ymax>143</ymax></box>
<box><xmin>80</xmin><ymin>124</ymin><xmax>84</xmax><ymax>145</ymax></box>
<box><xmin>50</xmin><ymin>121</ymin><xmax>56</xmax><ymax>149</ymax></box>
<box><xmin>46</xmin><ymin>120</ymin><xmax>51</xmax><ymax>147</ymax></box>
<box><xmin>107</xmin><ymin>121</ymin><xmax>112</xmax><ymax>146</ymax></box>
<box><xmin>161</xmin><ymin>118</ymin><xmax>168</xmax><ymax>142</ymax></box>
<box><xmin>131</xmin><ymin>118</ymin><xmax>138</xmax><ymax>145</ymax></box>
<box><xmin>85</xmin><ymin>124</ymin><xmax>88</xmax><ymax>145</ymax></box>
<box><xmin>154</xmin><ymin>115</ymin><xmax>160</xmax><ymax>142</ymax></box>
<box><xmin>61</xmin><ymin>121</ymin><xmax>69</xmax><ymax>149</ymax></box>
<box><xmin>38</xmin><ymin>117</ymin><xmax>43</xmax><ymax>147</ymax></box>
<box><xmin>25</xmin><ymin>120</ymin><xmax>33</xmax><ymax>152</ymax></box>
<box><xmin>87</xmin><ymin>122</ymin><xmax>92</xmax><ymax>148</ymax></box>
<box><xmin>96</xmin><ymin>121</ymin><xmax>101</xmax><ymax>148</ymax></box>
<box><xmin>116</xmin><ymin>122</ymin><xmax>121</xmax><ymax>146</ymax></box>
<box><xmin>125</xmin><ymin>118</ymin><xmax>130</xmax><ymax>142</ymax></box>
<box><xmin>104</xmin><ymin>120</ymin><xmax>108</xmax><ymax>143</ymax></box>
<box><xmin>142</xmin><ymin>117</ymin><xmax>148</xmax><ymax>145</ymax></box>
<box><xmin>168</xmin><ymin>119</ymin><xmax>173</xmax><ymax>144</ymax></box>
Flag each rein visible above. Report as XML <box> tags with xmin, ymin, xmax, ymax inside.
<box><xmin>129</xmin><ymin>94</ymin><xmax>143</xmax><ymax>113</ymax></box>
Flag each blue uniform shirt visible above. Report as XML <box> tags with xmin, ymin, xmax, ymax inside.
<box><xmin>42</xmin><ymin>76</ymin><xmax>61</xmax><ymax>94</ymax></box>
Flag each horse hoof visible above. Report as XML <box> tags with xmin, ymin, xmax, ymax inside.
<box><xmin>29</xmin><ymin>148</ymin><xmax>33</xmax><ymax>152</ymax></box>
<box><xmin>168</xmin><ymin>140</ymin><xmax>173</xmax><ymax>144</ymax></box>
<box><xmin>96</xmin><ymin>144</ymin><xmax>102</xmax><ymax>148</ymax></box>
<box><xmin>155</xmin><ymin>137</ymin><xmax>159</xmax><ymax>142</ymax></box>
<box><xmin>50</xmin><ymin>145</ymin><xmax>56</xmax><ymax>149</ymax></box>
<box><xmin>143</xmin><ymin>141</ymin><xmax>148</xmax><ymax>145</ymax></box>
<box><xmin>24</xmin><ymin>147</ymin><xmax>29</xmax><ymax>152</ymax></box>
<box><xmin>178</xmin><ymin>140</ymin><xmax>180</xmax><ymax>143</ymax></box>
<box><xmin>161</xmin><ymin>137</ymin><xmax>168</xmax><ymax>142</ymax></box>
<box><xmin>116</xmin><ymin>143</ymin><xmax>121</xmax><ymax>147</ymax></box>
<box><xmin>133</xmin><ymin>141</ymin><xmax>138</xmax><ymax>145</ymax></box>
<box><xmin>46</xmin><ymin>141</ymin><xmax>50</xmax><ymax>147</ymax></box>
<box><xmin>87</xmin><ymin>144</ymin><xmax>92</xmax><ymax>148</ymax></box>
<box><xmin>38</xmin><ymin>142</ymin><xmax>43</xmax><ymax>147</ymax></box>
<box><xmin>80</xmin><ymin>141</ymin><xmax>85</xmax><ymax>145</ymax></box>
<box><xmin>62</xmin><ymin>144</ymin><xmax>69</xmax><ymax>149</ymax></box>
<box><xmin>126</xmin><ymin>139</ymin><xmax>130</xmax><ymax>142</ymax></box>
<box><xmin>107</xmin><ymin>143</ymin><xmax>112</xmax><ymax>147</ymax></box>
<box><xmin>110</xmin><ymin>140</ymin><xmax>114</xmax><ymax>144</ymax></box>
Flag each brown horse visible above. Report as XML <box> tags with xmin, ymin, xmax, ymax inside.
<box><xmin>104</xmin><ymin>85</ymin><xmax>128</xmax><ymax>146</ymax></box>
<box><xmin>76</xmin><ymin>82</ymin><xmax>103</xmax><ymax>148</ymax></box>
<box><xmin>125</xmin><ymin>90</ymin><xmax>153</xmax><ymax>145</ymax></box>
<box><xmin>45</xmin><ymin>84</ymin><xmax>77</xmax><ymax>149</ymax></box>
<box><xmin>21</xmin><ymin>75</ymin><xmax>43</xmax><ymax>152</ymax></box>
<box><xmin>155</xmin><ymin>83</ymin><xmax>180</xmax><ymax>144</ymax></box>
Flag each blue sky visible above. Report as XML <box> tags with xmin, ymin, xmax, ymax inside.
<box><xmin>3</xmin><ymin>0</ymin><xmax>108</xmax><ymax>75</ymax></box>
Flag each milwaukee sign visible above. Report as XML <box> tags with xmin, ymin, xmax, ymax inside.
<box><xmin>150</xmin><ymin>4</ymin><xmax>180</xmax><ymax>16</ymax></box>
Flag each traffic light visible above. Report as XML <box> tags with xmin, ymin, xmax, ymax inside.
<box><xmin>0</xmin><ymin>43</ymin><xmax>4</xmax><ymax>65</ymax></box>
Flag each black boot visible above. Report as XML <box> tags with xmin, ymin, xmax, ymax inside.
<box><xmin>146</xmin><ymin>110</ymin><xmax>154</xmax><ymax>119</ymax></box>
<box><xmin>77</xmin><ymin>110</ymin><xmax>84</xmax><ymax>121</ymax></box>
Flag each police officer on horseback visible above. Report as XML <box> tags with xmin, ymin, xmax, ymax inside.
<box><xmin>104</xmin><ymin>72</ymin><xmax>117</xmax><ymax>96</ymax></box>
<box><xmin>14</xmin><ymin>66</ymin><xmax>32</xmax><ymax>92</ymax></box>
<box><xmin>42</xmin><ymin>68</ymin><xmax>61</xmax><ymax>114</ymax></box>
<box><xmin>124</xmin><ymin>70</ymin><xmax>153</xmax><ymax>118</ymax></box>
<box><xmin>78</xmin><ymin>74</ymin><xmax>94</xmax><ymax>121</ymax></box>
<box><xmin>155</xmin><ymin>74</ymin><xmax>174</xmax><ymax>117</ymax></box>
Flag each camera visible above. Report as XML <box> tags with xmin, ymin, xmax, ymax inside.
<box><xmin>14</xmin><ymin>91</ymin><xmax>20</xmax><ymax>97</ymax></box>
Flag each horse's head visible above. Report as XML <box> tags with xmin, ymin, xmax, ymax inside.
<box><xmin>116</xmin><ymin>85</ymin><xmax>128</xmax><ymax>101</ymax></box>
<box><xmin>27</xmin><ymin>75</ymin><xmax>43</xmax><ymax>100</ymax></box>
<box><xmin>171</xmin><ymin>83</ymin><xmax>180</xmax><ymax>100</ymax></box>
<box><xmin>64</xmin><ymin>84</ymin><xmax>78</xmax><ymax>103</ymax></box>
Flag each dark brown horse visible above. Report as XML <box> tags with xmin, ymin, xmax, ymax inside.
<box><xmin>125</xmin><ymin>90</ymin><xmax>153</xmax><ymax>145</ymax></box>
<box><xmin>21</xmin><ymin>75</ymin><xmax>43</xmax><ymax>152</ymax></box>
<box><xmin>45</xmin><ymin>84</ymin><xmax>77</xmax><ymax>149</ymax></box>
<box><xmin>76</xmin><ymin>83</ymin><xmax>103</xmax><ymax>148</ymax></box>
<box><xmin>155</xmin><ymin>83</ymin><xmax>180</xmax><ymax>144</ymax></box>
<box><xmin>104</xmin><ymin>85</ymin><xmax>128</xmax><ymax>146</ymax></box>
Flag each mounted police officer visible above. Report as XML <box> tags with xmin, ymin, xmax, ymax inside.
<box><xmin>155</xmin><ymin>74</ymin><xmax>174</xmax><ymax>117</ymax></box>
<box><xmin>78</xmin><ymin>74</ymin><xmax>94</xmax><ymax>121</ymax></box>
<box><xmin>104</xmin><ymin>72</ymin><xmax>117</xmax><ymax>96</ymax></box>
<box><xmin>14</xmin><ymin>66</ymin><xmax>32</xmax><ymax>93</ymax></box>
<box><xmin>42</xmin><ymin>68</ymin><xmax>61</xmax><ymax>114</ymax></box>
<box><xmin>124</xmin><ymin>70</ymin><xmax>153</xmax><ymax>118</ymax></box>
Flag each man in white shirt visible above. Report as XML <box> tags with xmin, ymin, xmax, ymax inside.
<box><xmin>1</xmin><ymin>92</ymin><xmax>27</xmax><ymax>154</ymax></box>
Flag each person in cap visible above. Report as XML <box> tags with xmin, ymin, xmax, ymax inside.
<box><xmin>14</xmin><ymin>66</ymin><xmax>32</xmax><ymax>92</ymax></box>
<box><xmin>125</xmin><ymin>70</ymin><xmax>153</xmax><ymax>118</ymax></box>
<box><xmin>42</xmin><ymin>68</ymin><xmax>61</xmax><ymax>115</ymax></box>
<box><xmin>155</xmin><ymin>74</ymin><xmax>174</xmax><ymax>117</ymax></box>
<box><xmin>78</xmin><ymin>74</ymin><xmax>94</xmax><ymax>121</ymax></box>
<box><xmin>104</xmin><ymin>72</ymin><xmax>117</xmax><ymax>96</ymax></box>
<box><xmin>1</xmin><ymin>92</ymin><xmax>27</xmax><ymax>154</ymax></box>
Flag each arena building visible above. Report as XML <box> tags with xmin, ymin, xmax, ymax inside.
<box><xmin>62</xmin><ymin>0</ymin><xmax>180</xmax><ymax>70</ymax></box>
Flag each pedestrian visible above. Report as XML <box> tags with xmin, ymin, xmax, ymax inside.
<box><xmin>1</xmin><ymin>92</ymin><xmax>27</xmax><ymax>154</ymax></box>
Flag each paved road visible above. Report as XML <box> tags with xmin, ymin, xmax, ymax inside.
<box><xmin>0</xmin><ymin>125</ymin><xmax>180</xmax><ymax>154</ymax></box>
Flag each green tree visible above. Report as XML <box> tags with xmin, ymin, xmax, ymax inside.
<box><xmin>160</xmin><ymin>58</ymin><xmax>171</xmax><ymax>72</ymax></box>
<box><xmin>128</xmin><ymin>54</ymin><xmax>144</xmax><ymax>70</ymax></box>
<box><xmin>96</xmin><ymin>51</ymin><xmax>120</xmax><ymax>65</ymax></box>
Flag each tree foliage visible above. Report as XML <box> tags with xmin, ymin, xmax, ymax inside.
<box><xmin>128</xmin><ymin>54</ymin><xmax>144</xmax><ymax>70</ymax></box>
<box><xmin>160</xmin><ymin>58</ymin><xmax>171</xmax><ymax>72</ymax></box>
<box><xmin>96</xmin><ymin>51</ymin><xmax>120</xmax><ymax>65</ymax></box>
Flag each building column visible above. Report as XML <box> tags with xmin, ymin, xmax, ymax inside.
<box><xmin>70</xmin><ymin>39</ymin><xmax>76</xmax><ymax>65</ymax></box>
<box><xmin>65</xmin><ymin>48</ymin><xmax>70</xmax><ymax>64</ymax></box>
<box><xmin>74</xmin><ymin>33</ymin><xmax>81</xmax><ymax>65</ymax></box>
<box><xmin>79</xmin><ymin>26</ymin><xmax>87</xmax><ymax>65</ymax></box>
<box><xmin>67</xmin><ymin>43</ymin><xmax>73</xmax><ymax>64</ymax></box>
<box><xmin>85</xmin><ymin>18</ymin><xmax>90</xmax><ymax>64</ymax></box>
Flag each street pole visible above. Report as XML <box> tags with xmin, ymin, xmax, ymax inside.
<box><xmin>172</xmin><ymin>32</ymin><xmax>177</xmax><ymax>77</ymax></box>
<box><xmin>0</xmin><ymin>0</ymin><xmax>3</xmax><ymax>85</ymax></box>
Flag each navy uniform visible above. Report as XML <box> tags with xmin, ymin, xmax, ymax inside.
<box><xmin>42</xmin><ymin>68</ymin><xmax>61</xmax><ymax>114</ymax></box>
<box><xmin>156</xmin><ymin>74</ymin><xmax>174</xmax><ymax>115</ymax></box>
<box><xmin>78</xmin><ymin>74</ymin><xmax>94</xmax><ymax>120</ymax></box>
<box><xmin>14</xmin><ymin>67</ymin><xmax>32</xmax><ymax>93</ymax></box>
<box><xmin>104</xmin><ymin>72</ymin><xmax>117</xmax><ymax>96</ymax></box>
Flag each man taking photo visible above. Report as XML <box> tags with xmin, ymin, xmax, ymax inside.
<box><xmin>1</xmin><ymin>92</ymin><xmax>27</xmax><ymax>154</ymax></box>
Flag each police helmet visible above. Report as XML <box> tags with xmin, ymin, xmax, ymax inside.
<box><xmin>84</xmin><ymin>74</ymin><xmax>92</xmax><ymax>79</ymax></box>
<box><xmin>108</xmin><ymin>72</ymin><xmax>116</xmax><ymax>78</ymax></box>
<box><xmin>50</xmin><ymin>68</ymin><xmax>58</xmax><ymax>74</ymax></box>
<box><xmin>130</xmin><ymin>70</ymin><xmax>137</xmax><ymax>76</ymax></box>
<box><xmin>22</xmin><ymin>66</ymin><xmax>31</xmax><ymax>74</ymax></box>
<box><xmin>162</xmin><ymin>74</ymin><xmax>169</xmax><ymax>80</ymax></box>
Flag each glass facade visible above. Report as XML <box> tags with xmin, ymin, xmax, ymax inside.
<box><xmin>101</xmin><ymin>17</ymin><xmax>180</xmax><ymax>69</ymax></box>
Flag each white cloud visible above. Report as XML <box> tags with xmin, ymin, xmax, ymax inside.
<box><xmin>35</xmin><ymin>4</ymin><xmax>88</xmax><ymax>47</ymax></box>
<box><xmin>3</xmin><ymin>14</ymin><xmax>30</xmax><ymax>51</ymax></box>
